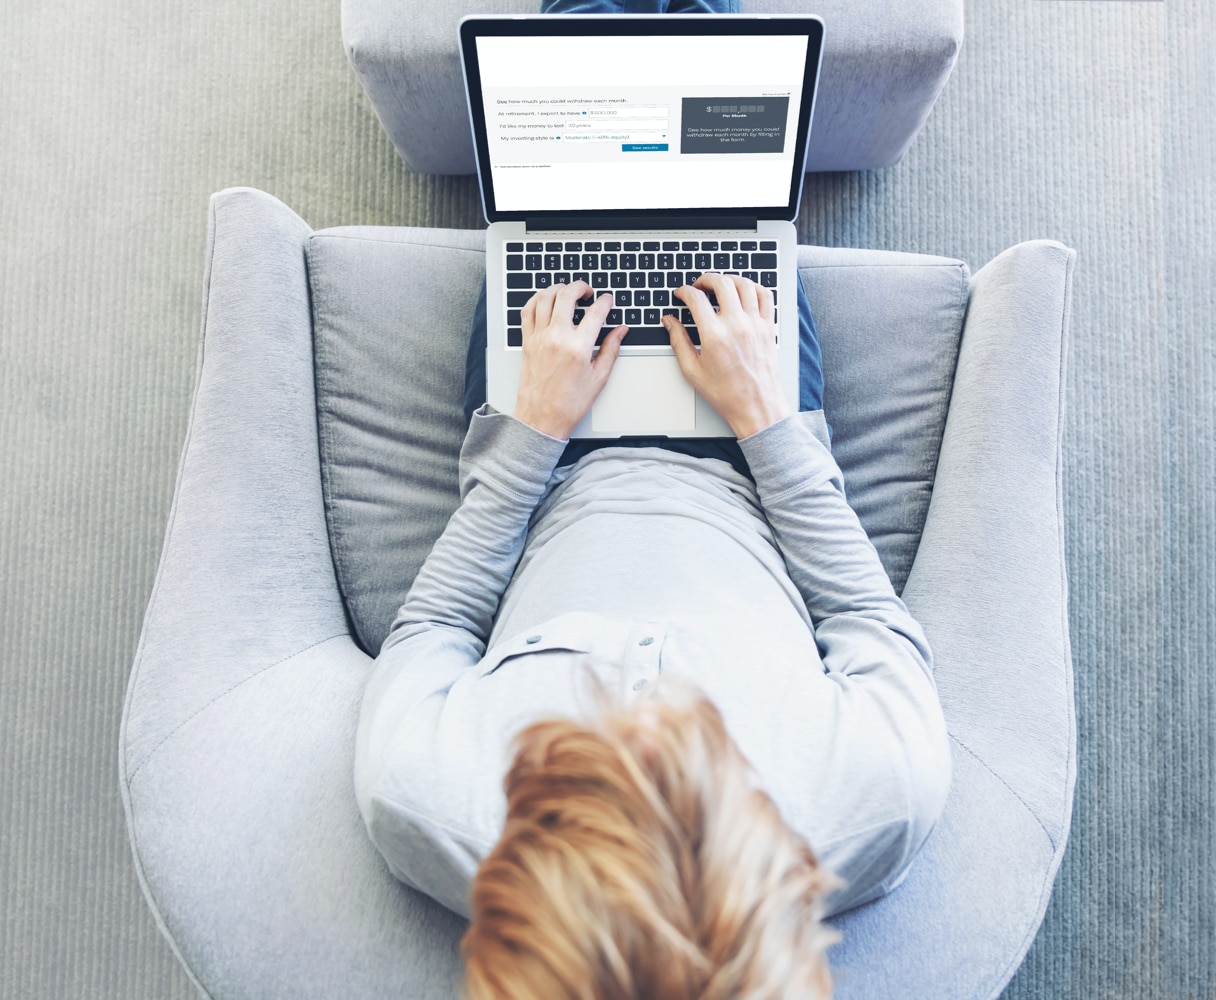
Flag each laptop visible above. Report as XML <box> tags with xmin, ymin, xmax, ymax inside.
<box><xmin>458</xmin><ymin>14</ymin><xmax>825</xmax><ymax>438</ymax></box>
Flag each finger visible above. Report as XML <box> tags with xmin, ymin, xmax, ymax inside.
<box><xmin>694</xmin><ymin>272</ymin><xmax>742</xmax><ymax>314</ymax></box>
<box><xmin>674</xmin><ymin>283</ymin><xmax>719</xmax><ymax>332</ymax></box>
<box><xmin>728</xmin><ymin>275</ymin><xmax>761</xmax><ymax>316</ymax></box>
<box><xmin>663</xmin><ymin>313</ymin><xmax>701</xmax><ymax>380</ymax></box>
<box><xmin>756</xmin><ymin>282</ymin><xmax>775</xmax><ymax>322</ymax></box>
<box><xmin>577</xmin><ymin>292</ymin><xmax>614</xmax><ymax>341</ymax></box>
<box><xmin>530</xmin><ymin>285</ymin><xmax>555</xmax><ymax>329</ymax></box>
<box><xmin>553</xmin><ymin>279</ymin><xmax>590</xmax><ymax>319</ymax></box>
<box><xmin>591</xmin><ymin>325</ymin><xmax>629</xmax><ymax>381</ymax></box>
<box><xmin>522</xmin><ymin>289</ymin><xmax>541</xmax><ymax>330</ymax></box>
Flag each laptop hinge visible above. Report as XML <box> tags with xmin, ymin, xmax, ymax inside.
<box><xmin>524</xmin><ymin>214</ymin><xmax>759</xmax><ymax>233</ymax></box>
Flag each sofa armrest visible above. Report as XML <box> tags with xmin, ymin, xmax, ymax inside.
<box><xmin>902</xmin><ymin>240</ymin><xmax>1077</xmax><ymax>848</ymax></box>
<box><xmin>122</xmin><ymin>188</ymin><xmax>356</xmax><ymax>785</ymax></box>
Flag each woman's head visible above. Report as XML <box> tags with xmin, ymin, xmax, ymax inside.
<box><xmin>461</xmin><ymin>680</ymin><xmax>840</xmax><ymax>999</ymax></box>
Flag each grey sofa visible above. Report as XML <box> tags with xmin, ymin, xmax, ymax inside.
<box><xmin>121</xmin><ymin>186</ymin><xmax>1076</xmax><ymax>999</ymax></box>
<box><xmin>341</xmin><ymin>0</ymin><xmax>965</xmax><ymax>174</ymax></box>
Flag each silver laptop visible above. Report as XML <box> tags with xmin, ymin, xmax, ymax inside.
<box><xmin>458</xmin><ymin>14</ymin><xmax>824</xmax><ymax>438</ymax></box>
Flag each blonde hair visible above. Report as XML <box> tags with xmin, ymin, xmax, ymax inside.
<box><xmin>460</xmin><ymin>678</ymin><xmax>840</xmax><ymax>999</ymax></box>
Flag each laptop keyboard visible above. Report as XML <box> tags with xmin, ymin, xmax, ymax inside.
<box><xmin>503</xmin><ymin>238</ymin><xmax>779</xmax><ymax>348</ymax></box>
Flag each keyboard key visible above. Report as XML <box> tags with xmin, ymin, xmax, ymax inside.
<box><xmin>573</xmin><ymin>308</ymin><xmax>584</xmax><ymax>323</ymax></box>
<box><xmin>604</xmin><ymin>241</ymin><xmax>622</xmax><ymax>251</ymax></box>
<box><xmin>582</xmin><ymin>254</ymin><xmax>598</xmax><ymax>270</ymax></box>
<box><xmin>721</xmin><ymin>240</ymin><xmax>738</xmax><ymax>251</ymax></box>
<box><xmin>572</xmin><ymin>272</ymin><xmax>590</xmax><ymax>285</ymax></box>
<box><xmin>544</xmin><ymin>253</ymin><xmax>561</xmax><ymax>269</ymax></box>
<box><xmin>657</xmin><ymin>253</ymin><xmax>673</xmax><ymax>269</ymax></box>
<box><xmin>750</xmin><ymin>253</ymin><xmax>778</xmax><ymax>268</ymax></box>
<box><xmin>545</xmin><ymin>242</ymin><xmax>562</xmax><ymax>252</ymax></box>
<box><xmin>600</xmin><ymin>253</ymin><xmax>618</xmax><ymax>270</ymax></box>
<box><xmin>506</xmin><ymin>254</ymin><xmax>523</xmax><ymax>271</ymax></box>
<box><xmin>507</xmin><ymin>273</ymin><xmax>533</xmax><ymax>289</ymax></box>
<box><xmin>677</xmin><ymin>253</ymin><xmax>692</xmax><ymax>269</ymax></box>
<box><xmin>638</xmin><ymin>253</ymin><xmax>655</xmax><ymax>269</ymax></box>
<box><xmin>662</xmin><ymin>241</ymin><xmax>680</xmax><ymax>251</ymax></box>
<box><xmin>564</xmin><ymin>241</ymin><xmax>582</xmax><ymax>251</ymax></box>
<box><xmin>666</xmin><ymin>271</ymin><xmax>683</xmax><ymax>287</ymax></box>
<box><xmin>585</xmin><ymin>241</ymin><xmax>602</xmax><ymax>252</ymax></box>
<box><xmin>507</xmin><ymin>291</ymin><xmax>532</xmax><ymax>307</ymax></box>
<box><xmin>694</xmin><ymin>253</ymin><xmax>711</xmax><ymax>269</ymax></box>
<box><xmin>507</xmin><ymin>327</ymin><xmax>523</xmax><ymax>347</ymax></box>
<box><xmin>554</xmin><ymin>272</ymin><xmax>571</xmax><ymax>285</ymax></box>
<box><xmin>643</xmin><ymin>241</ymin><xmax>660</xmax><ymax>251</ymax></box>
<box><xmin>607</xmin><ymin>308</ymin><xmax>623</xmax><ymax>325</ymax></box>
<box><xmin>732</xmin><ymin>253</ymin><xmax>749</xmax><ymax>269</ymax></box>
<box><xmin>648</xmin><ymin>272</ymin><xmax>665</xmax><ymax>287</ymax></box>
<box><xmin>535</xmin><ymin>273</ymin><xmax>552</xmax><ymax>288</ymax></box>
<box><xmin>629</xmin><ymin>272</ymin><xmax>647</xmax><ymax>288</ymax></box>
<box><xmin>760</xmin><ymin>271</ymin><xmax>778</xmax><ymax>287</ymax></box>
<box><xmin>610</xmin><ymin>272</ymin><xmax>627</xmax><ymax>288</ymax></box>
<box><xmin>625</xmin><ymin>309</ymin><xmax>641</xmax><ymax>325</ymax></box>
<box><xmin>653</xmin><ymin>290</ymin><xmax>670</xmax><ymax>306</ymax></box>
<box><xmin>713</xmin><ymin>253</ymin><xmax>730</xmax><ymax>269</ymax></box>
<box><xmin>525</xmin><ymin>254</ymin><xmax>542</xmax><ymax>269</ymax></box>
<box><xmin>613</xmin><ymin>327</ymin><xmax>671</xmax><ymax>347</ymax></box>
<box><xmin>681</xmin><ymin>241</ymin><xmax>698</xmax><ymax>251</ymax></box>
<box><xmin>760</xmin><ymin>240</ymin><xmax>777</xmax><ymax>250</ymax></box>
<box><xmin>620</xmin><ymin>253</ymin><xmax>637</xmax><ymax>269</ymax></box>
<box><xmin>563</xmin><ymin>254</ymin><xmax>580</xmax><ymax>270</ymax></box>
<box><xmin>506</xmin><ymin>242</ymin><xmax>523</xmax><ymax>252</ymax></box>
<box><xmin>743</xmin><ymin>271</ymin><xmax>759</xmax><ymax>283</ymax></box>
<box><xmin>591</xmin><ymin>272</ymin><xmax>609</xmax><ymax>288</ymax></box>
<box><xmin>624</xmin><ymin>241</ymin><xmax>641</xmax><ymax>251</ymax></box>
<box><xmin>526</xmin><ymin>242</ymin><xmax>543</xmax><ymax>252</ymax></box>
<box><xmin>741</xmin><ymin>241</ymin><xmax>757</xmax><ymax>251</ymax></box>
<box><xmin>615</xmin><ymin>290</ymin><xmax>631</xmax><ymax>306</ymax></box>
<box><xmin>507</xmin><ymin>309</ymin><xmax>521</xmax><ymax>325</ymax></box>
<box><xmin>701</xmin><ymin>241</ymin><xmax>719</xmax><ymax>251</ymax></box>
<box><xmin>633</xmin><ymin>289</ymin><xmax>650</xmax><ymax>306</ymax></box>
<box><xmin>644</xmin><ymin>308</ymin><xmax>660</xmax><ymax>325</ymax></box>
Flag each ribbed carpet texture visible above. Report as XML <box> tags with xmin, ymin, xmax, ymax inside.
<box><xmin>1</xmin><ymin>0</ymin><xmax>1211</xmax><ymax>997</ymax></box>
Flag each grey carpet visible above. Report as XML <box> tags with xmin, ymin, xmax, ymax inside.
<box><xmin>1</xmin><ymin>0</ymin><xmax>1211</xmax><ymax>997</ymax></box>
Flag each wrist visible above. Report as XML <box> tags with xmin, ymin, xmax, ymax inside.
<box><xmin>730</xmin><ymin>399</ymin><xmax>795</xmax><ymax>439</ymax></box>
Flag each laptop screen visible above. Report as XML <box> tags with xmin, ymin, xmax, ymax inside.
<box><xmin>459</xmin><ymin>16</ymin><xmax>824</xmax><ymax>224</ymax></box>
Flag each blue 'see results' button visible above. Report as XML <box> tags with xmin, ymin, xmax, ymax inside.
<box><xmin>621</xmin><ymin>143</ymin><xmax>669</xmax><ymax>152</ymax></box>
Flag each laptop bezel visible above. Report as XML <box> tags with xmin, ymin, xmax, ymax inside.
<box><xmin>458</xmin><ymin>14</ymin><xmax>825</xmax><ymax>227</ymax></box>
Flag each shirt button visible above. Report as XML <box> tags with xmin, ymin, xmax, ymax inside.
<box><xmin>639</xmin><ymin>636</ymin><xmax>654</xmax><ymax>646</ymax></box>
<box><xmin>525</xmin><ymin>635</ymin><xmax>541</xmax><ymax>644</ymax></box>
<box><xmin>632</xmin><ymin>679</ymin><xmax>647</xmax><ymax>691</ymax></box>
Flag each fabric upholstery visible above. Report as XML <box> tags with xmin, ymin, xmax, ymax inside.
<box><xmin>122</xmin><ymin>188</ymin><xmax>1075</xmax><ymax>1000</ymax></box>
<box><xmin>308</xmin><ymin>231</ymin><xmax>968</xmax><ymax>654</ymax></box>
<box><xmin>340</xmin><ymin>0</ymin><xmax>964</xmax><ymax>174</ymax></box>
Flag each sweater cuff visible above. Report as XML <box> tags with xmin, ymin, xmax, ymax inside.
<box><xmin>457</xmin><ymin>405</ymin><xmax>569</xmax><ymax>503</ymax></box>
<box><xmin>737</xmin><ymin>410</ymin><xmax>838</xmax><ymax>496</ymax></box>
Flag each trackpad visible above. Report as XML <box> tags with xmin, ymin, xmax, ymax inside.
<box><xmin>592</xmin><ymin>355</ymin><xmax>696</xmax><ymax>434</ymax></box>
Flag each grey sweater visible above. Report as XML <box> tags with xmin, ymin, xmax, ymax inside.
<box><xmin>354</xmin><ymin>406</ymin><xmax>951</xmax><ymax>920</ymax></box>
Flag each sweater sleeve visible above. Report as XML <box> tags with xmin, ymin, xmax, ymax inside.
<box><xmin>738</xmin><ymin>410</ymin><xmax>952</xmax><ymax>886</ymax></box>
<box><xmin>354</xmin><ymin>407</ymin><xmax>567</xmax><ymax>823</ymax></box>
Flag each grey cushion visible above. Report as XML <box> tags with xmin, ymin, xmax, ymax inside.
<box><xmin>122</xmin><ymin>187</ymin><xmax>1075</xmax><ymax>1000</ymax></box>
<box><xmin>308</xmin><ymin>231</ymin><xmax>967</xmax><ymax>654</ymax></box>
<box><xmin>341</xmin><ymin>0</ymin><xmax>964</xmax><ymax>174</ymax></box>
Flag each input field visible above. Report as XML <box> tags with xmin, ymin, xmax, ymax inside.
<box><xmin>577</xmin><ymin>105</ymin><xmax>668</xmax><ymax>118</ymax></box>
<box><xmin>563</xmin><ymin>130</ymin><xmax>669</xmax><ymax>144</ymax></box>
<box><xmin>565</xmin><ymin>119</ymin><xmax>670</xmax><ymax>131</ymax></box>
